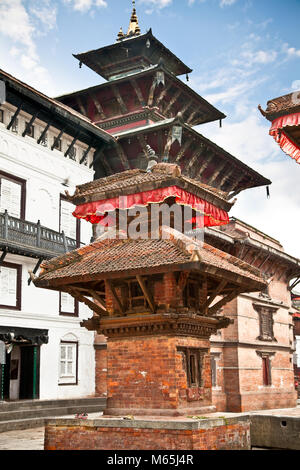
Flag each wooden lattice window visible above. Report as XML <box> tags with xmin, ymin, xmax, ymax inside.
<box><xmin>254</xmin><ymin>304</ymin><xmax>277</xmax><ymax>342</ymax></box>
<box><xmin>178</xmin><ymin>347</ymin><xmax>206</xmax><ymax>388</ymax></box>
<box><xmin>126</xmin><ymin>280</ymin><xmax>147</xmax><ymax>310</ymax></box>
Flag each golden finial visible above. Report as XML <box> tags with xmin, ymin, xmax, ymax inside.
<box><xmin>127</xmin><ymin>0</ymin><xmax>141</xmax><ymax>37</ymax></box>
<box><xmin>117</xmin><ymin>27</ymin><xmax>125</xmax><ymax>41</ymax></box>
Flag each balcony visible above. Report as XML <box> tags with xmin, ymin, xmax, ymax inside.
<box><xmin>0</xmin><ymin>210</ymin><xmax>78</xmax><ymax>260</ymax></box>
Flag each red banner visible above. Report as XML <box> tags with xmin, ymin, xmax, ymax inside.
<box><xmin>269</xmin><ymin>112</ymin><xmax>300</xmax><ymax>163</ymax></box>
<box><xmin>73</xmin><ymin>185</ymin><xmax>229</xmax><ymax>227</ymax></box>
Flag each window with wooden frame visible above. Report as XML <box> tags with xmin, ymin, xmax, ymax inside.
<box><xmin>126</xmin><ymin>279</ymin><xmax>148</xmax><ymax>310</ymax></box>
<box><xmin>0</xmin><ymin>261</ymin><xmax>22</xmax><ymax>310</ymax></box>
<box><xmin>59</xmin><ymin>291</ymin><xmax>79</xmax><ymax>317</ymax></box>
<box><xmin>262</xmin><ymin>356</ymin><xmax>271</xmax><ymax>386</ymax></box>
<box><xmin>178</xmin><ymin>347</ymin><xmax>206</xmax><ymax>388</ymax></box>
<box><xmin>59</xmin><ymin>194</ymin><xmax>80</xmax><ymax>246</ymax></box>
<box><xmin>0</xmin><ymin>170</ymin><xmax>26</xmax><ymax>219</ymax></box>
<box><xmin>59</xmin><ymin>341</ymin><xmax>78</xmax><ymax>385</ymax></box>
<box><xmin>256</xmin><ymin>351</ymin><xmax>274</xmax><ymax>387</ymax></box>
<box><xmin>254</xmin><ymin>304</ymin><xmax>277</xmax><ymax>342</ymax></box>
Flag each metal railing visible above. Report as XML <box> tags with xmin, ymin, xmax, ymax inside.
<box><xmin>0</xmin><ymin>210</ymin><xmax>78</xmax><ymax>257</ymax></box>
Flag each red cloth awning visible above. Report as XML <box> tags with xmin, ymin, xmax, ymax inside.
<box><xmin>73</xmin><ymin>185</ymin><xmax>229</xmax><ymax>227</ymax></box>
<box><xmin>269</xmin><ymin>112</ymin><xmax>300</xmax><ymax>163</ymax></box>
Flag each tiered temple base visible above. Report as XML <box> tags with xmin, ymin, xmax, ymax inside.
<box><xmin>44</xmin><ymin>415</ymin><xmax>251</xmax><ymax>450</ymax></box>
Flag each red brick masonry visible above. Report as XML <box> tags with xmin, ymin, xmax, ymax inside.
<box><xmin>44</xmin><ymin>415</ymin><xmax>250</xmax><ymax>450</ymax></box>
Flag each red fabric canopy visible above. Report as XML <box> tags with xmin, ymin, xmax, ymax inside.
<box><xmin>269</xmin><ymin>112</ymin><xmax>300</xmax><ymax>164</ymax></box>
<box><xmin>73</xmin><ymin>185</ymin><xmax>229</xmax><ymax>227</ymax></box>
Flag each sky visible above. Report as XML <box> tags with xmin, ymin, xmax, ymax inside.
<box><xmin>0</xmin><ymin>0</ymin><xmax>300</xmax><ymax>259</ymax></box>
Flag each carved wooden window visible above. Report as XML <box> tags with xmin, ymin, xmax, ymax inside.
<box><xmin>0</xmin><ymin>261</ymin><xmax>22</xmax><ymax>310</ymax></box>
<box><xmin>127</xmin><ymin>280</ymin><xmax>147</xmax><ymax>310</ymax></box>
<box><xmin>254</xmin><ymin>304</ymin><xmax>277</xmax><ymax>342</ymax></box>
<box><xmin>178</xmin><ymin>347</ymin><xmax>206</xmax><ymax>388</ymax></box>
<box><xmin>0</xmin><ymin>170</ymin><xmax>26</xmax><ymax>219</ymax></box>
<box><xmin>59</xmin><ymin>341</ymin><xmax>78</xmax><ymax>385</ymax></box>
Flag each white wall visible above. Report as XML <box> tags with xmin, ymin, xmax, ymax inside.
<box><xmin>0</xmin><ymin>113</ymin><xmax>98</xmax><ymax>400</ymax></box>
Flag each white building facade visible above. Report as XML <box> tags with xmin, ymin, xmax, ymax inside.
<box><xmin>0</xmin><ymin>70</ymin><xmax>113</xmax><ymax>401</ymax></box>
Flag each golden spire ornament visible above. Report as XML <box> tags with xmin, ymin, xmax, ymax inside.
<box><xmin>127</xmin><ymin>0</ymin><xmax>141</xmax><ymax>37</ymax></box>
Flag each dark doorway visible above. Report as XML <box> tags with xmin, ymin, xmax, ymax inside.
<box><xmin>3</xmin><ymin>352</ymin><xmax>11</xmax><ymax>400</ymax></box>
<box><xmin>19</xmin><ymin>346</ymin><xmax>40</xmax><ymax>400</ymax></box>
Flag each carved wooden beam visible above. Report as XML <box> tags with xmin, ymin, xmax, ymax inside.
<box><xmin>51</xmin><ymin>127</ymin><xmax>65</xmax><ymax>150</ymax></box>
<box><xmin>206</xmin><ymin>160</ymin><xmax>228</xmax><ymax>186</ymax></box>
<box><xmin>89</xmin><ymin>93</ymin><xmax>106</xmax><ymax>120</ymax></box>
<box><xmin>76</xmin><ymin>96</ymin><xmax>87</xmax><ymax>117</ymax></box>
<box><xmin>136</xmin><ymin>275</ymin><xmax>156</xmax><ymax>313</ymax></box>
<box><xmin>164</xmin><ymin>89</ymin><xmax>181</xmax><ymax>116</ymax></box>
<box><xmin>174</xmin><ymin>137</ymin><xmax>193</xmax><ymax>163</ymax></box>
<box><xmin>112</xmin><ymin>85</ymin><xmax>127</xmax><ymax>114</ymax></box>
<box><xmin>201</xmin><ymin>279</ymin><xmax>227</xmax><ymax>313</ymax></box>
<box><xmin>181</xmin><ymin>100</ymin><xmax>193</xmax><ymax>120</ymax></box>
<box><xmin>106</xmin><ymin>280</ymin><xmax>125</xmax><ymax>315</ymax></box>
<box><xmin>22</xmin><ymin>112</ymin><xmax>39</xmax><ymax>137</ymax></box>
<box><xmin>196</xmin><ymin>151</ymin><xmax>215</xmax><ymax>179</ymax></box>
<box><xmin>163</xmin><ymin>127</ymin><xmax>174</xmax><ymax>161</ymax></box>
<box><xmin>115</xmin><ymin>142</ymin><xmax>130</xmax><ymax>170</ymax></box>
<box><xmin>156</xmin><ymin>82</ymin><xmax>172</xmax><ymax>107</ymax></box>
<box><xmin>7</xmin><ymin>103</ymin><xmax>23</xmax><ymax>130</ymax></box>
<box><xmin>130</xmin><ymin>79</ymin><xmax>145</xmax><ymax>106</ymax></box>
<box><xmin>219</xmin><ymin>167</ymin><xmax>235</xmax><ymax>190</ymax></box>
<box><xmin>65</xmin><ymin>133</ymin><xmax>79</xmax><ymax>158</ymax></box>
<box><xmin>185</xmin><ymin>145</ymin><xmax>206</xmax><ymax>173</ymax></box>
<box><xmin>148</xmin><ymin>76</ymin><xmax>157</xmax><ymax>107</ymax></box>
<box><xmin>208</xmin><ymin>288</ymin><xmax>244</xmax><ymax>316</ymax></box>
<box><xmin>187</xmin><ymin>110</ymin><xmax>199</xmax><ymax>125</ymax></box>
<box><xmin>80</xmin><ymin>143</ymin><xmax>93</xmax><ymax>164</ymax></box>
<box><xmin>177</xmin><ymin>271</ymin><xmax>189</xmax><ymax>292</ymax></box>
<box><xmin>137</xmin><ymin>134</ymin><xmax>149</xmax><ymax>157</ymax></box>
<box><xmin>85</xmin><ymin>289</ymin><xmax>107</xmax><ymax>313</ymax></box>
<box><xmin>66</xmin><ymin>287</ymin><xmax>107</xmax><ymax>316</ymax></box>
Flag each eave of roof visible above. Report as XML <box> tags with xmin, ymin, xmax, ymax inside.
<box><xmin>73</xmin><ymin>30</ymin><xmax>192</xmax><ymax>78</ymax></box>
<box><xmin>259</xmin><ymin>90</ymin><xmax>300</xmax><ymax>122</ymax></box>
<box><xmin>0</xmin><ymin>68</ymin><xmax>115</xmax><ymax>144</ymax></box>
<box><xmin>114</xmin><ymin>117</ymin><xmax>271</xmax><ymax>189</ymax></box>
<box><xmin>55</xmin><ymin>64</ymin><xmax>226</xmax><ymax>125</ymax></box>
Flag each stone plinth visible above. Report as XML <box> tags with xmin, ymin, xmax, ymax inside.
<box><xmin>44</xmin><ymin>415</ymin><xmax>251</xmax><ymax>450</ymax></box>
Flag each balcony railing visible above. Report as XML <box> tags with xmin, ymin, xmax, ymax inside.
<box><xmin>0</xmin><ymin>210</ymin><xmax>78</xmax><ymax>258</ymax></box>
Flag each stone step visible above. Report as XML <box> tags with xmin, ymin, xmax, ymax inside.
<box><xmin>0</xmin><ymin>404</ymin><xmax>105</xmax><ymax>422</ymax></box>
<box><xmin>0</xmin><ymin>397</ymin><xmax>106</xmax><ymax>412</ymax></box>
<box><xmin>0</xmin><ymin>398</ymin><xmax>107</xmax><ymax>433</ymax></box>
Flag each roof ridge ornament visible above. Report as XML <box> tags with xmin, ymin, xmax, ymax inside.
<box><xmin>117</xmin><ymin>0</ymin><xmax>141</xmax><ymax>41</ymax></box>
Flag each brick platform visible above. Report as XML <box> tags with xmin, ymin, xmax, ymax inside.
<box><xmin>44</xmin><ymin>415</ymin><xmax>251</xmax><ymax>450</ymax></box>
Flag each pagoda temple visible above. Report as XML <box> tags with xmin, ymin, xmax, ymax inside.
<box><xmin>33</xmin><ymin>2</ymin><xmax>287</xmax><ymax>450</ymax></box>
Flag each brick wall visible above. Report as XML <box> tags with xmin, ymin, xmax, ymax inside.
<box><xmin>44</xmin><ymin>418</ymin><xmax>250</xmax><ymax>450</ymax></box>
<box><xmin>105</xmin><ymin>334</ymin><xmax>212</xmax><ymax>415</ymax></box>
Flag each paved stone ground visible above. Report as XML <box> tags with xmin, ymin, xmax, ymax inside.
<box><xmin>0</xmin><ymin>407</ymin><xmax>299</xmax><ymax>450</ymax></box>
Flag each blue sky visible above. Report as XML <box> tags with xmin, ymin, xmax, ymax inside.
<box><xmin>0</xmin><ymin>0</ymin><xmax>300</xmax><ymax>259</ymax></box>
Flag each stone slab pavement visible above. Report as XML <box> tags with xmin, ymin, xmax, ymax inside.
<box><xmin>0</xmin><ymin>407</ymin><xmax>300</xmax><ymax>450</ymax></box>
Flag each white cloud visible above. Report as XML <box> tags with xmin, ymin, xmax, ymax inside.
<box><xmin>140</xmin><ymin>0</ymin><xmax>173</xmax><ymax>13</ymax></box>
<box><xmin>220</xmin><ymin>0</ymin><xmax>238</xmax><ymax>7</ymax></box>
<box><xmin>200</xmin><ymin>111</ymin><xmax>300</xmax><ymax>258</ymax></box>
<box><xmin>0</xmin><ymin>0</ymin><xmax>55</xmax><ymax>94</ymax></box>
<box><xmin>63</xmin><ymin>0</ymin><xmax>107</xmax><ymax>12</ymax></box>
